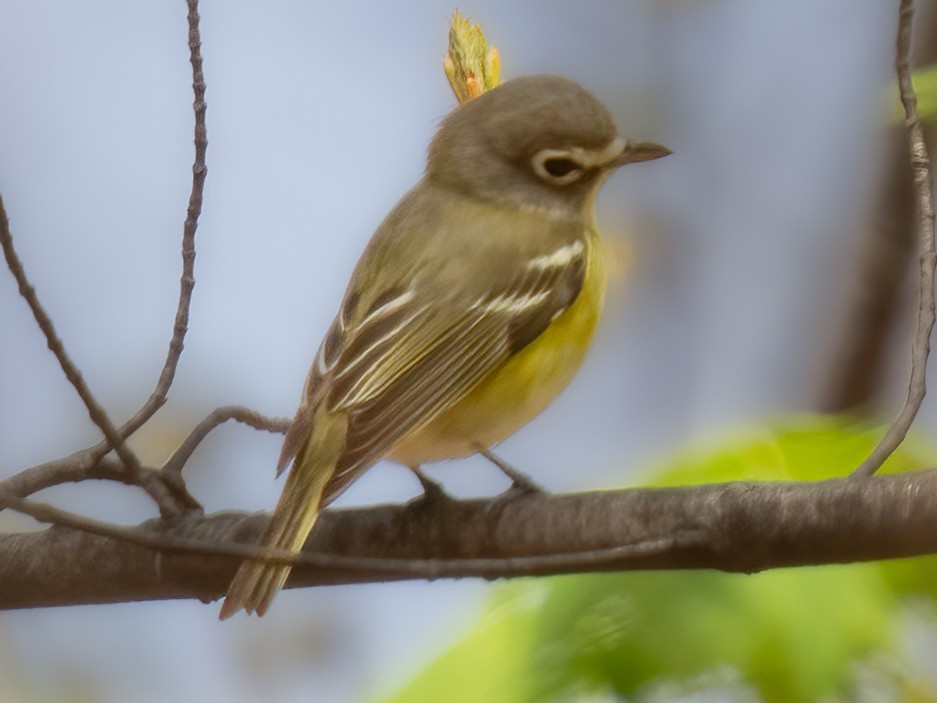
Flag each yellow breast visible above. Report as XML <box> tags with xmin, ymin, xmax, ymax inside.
<box><xmin>388</xmin><ymin>230</ymin><xmax>607</xmax><ymax>466</ymax></box>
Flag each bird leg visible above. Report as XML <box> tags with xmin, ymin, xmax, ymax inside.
<box><xmin>474</xmin><ymin>444</ymin><xmax>546</xmax><ymax>496</ymax></box>
<box><xmin>408</xmin><ymin>465</ymin><xmax>454</xmax><ymax>506</ymax></box>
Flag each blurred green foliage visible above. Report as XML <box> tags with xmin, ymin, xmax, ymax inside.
<box><xmin>379</xmin><ymin>417</ymin><xmax>937</xmax><ymax>703</ymax></box>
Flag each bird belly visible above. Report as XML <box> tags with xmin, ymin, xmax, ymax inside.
<box><xmin>387</xmin><ymin>235</ymin><xmax>607</xmax><ymax>466</ymax></box>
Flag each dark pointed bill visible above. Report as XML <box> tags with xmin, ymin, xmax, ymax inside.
<box><xmin>608</xmin><ymin>140</ymin><xmax>671</xmax><ymax>168</ymax></box>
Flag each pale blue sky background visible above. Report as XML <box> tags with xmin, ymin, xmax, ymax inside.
<box><xmin>0</xmin><ymin>1</ymin><xmax>921</xmax><ymax>701</ymax></box>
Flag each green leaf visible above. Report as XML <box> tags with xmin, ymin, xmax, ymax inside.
<box><xmin>379</xmin><ymin>417</ymin><xmax>937</xmax><ymax>703</ymax></box>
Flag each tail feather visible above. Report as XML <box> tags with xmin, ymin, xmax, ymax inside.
<box><xmin>219</xmin><ymin>453</ymin><xmax>335</xmax><ymax>619</ymax></box>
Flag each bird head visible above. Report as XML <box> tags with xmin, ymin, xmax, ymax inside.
<box><xmin>427</xmin><ymin>74</ymin><xmax>670</xmax><ymax>218</ymax></box>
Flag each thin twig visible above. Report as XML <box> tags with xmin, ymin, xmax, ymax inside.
<box><xmin>0</xmin><ymin>196</ymin><xmax>183</xmax><ymax>516</ymax></box>
<box><xmin>0</xmin><ymin>457</ymin><xmax>134</xmax><ymax>499</ymax></box>
<box><xmin>0</xmin><ymin>406</ymin><xmax>284</xmax><ymax>500</ymax></box>
<box><xmin>92</xmin><ymin>0</ymin><xmax>209</xmax><ymax>459</ymax></box>
<box><xmin>1</xmin><ymin>444</ymin><xmax>109</xmax><ymax>502</ymax></box>
<box><xmin>161</xmin><ymin>406</ymin><xmax>289</xmax><ymax>478</ymax></box>
<box><xmin>0</xmin><ymin>0</ymin><xmax>209</xmax><ymax>515</ymax></box>
<box><xmin>854</xmin><ymin>0</ymin><xmax>937</xmax><ymax>478</ymax></box>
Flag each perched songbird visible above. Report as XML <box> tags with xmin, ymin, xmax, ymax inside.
<box><xmin>220</xmin><ymin>74</ymin><xmax>670</xmax><ymax>617</ymax></box>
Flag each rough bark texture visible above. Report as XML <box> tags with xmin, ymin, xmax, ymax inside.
<box><xmin>2</xmin><ymin>471</ymin><xmax>936</xmax><ymax>610</ymax></box>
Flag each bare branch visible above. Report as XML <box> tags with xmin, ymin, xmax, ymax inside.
<box><xmin>97</xmin><ymin>0</ymin><xmax>209</xmax><ymax>453</ymax></box>
<box><xmin>817</xmin><ymin>7</ymin><xmax>937</xmax><ymax>414</ymax></box>
<box><xmin>855</xmin><ymin>0</ymin><xmax>937</xmax><ymax>477</ymax></box>
<box><xmin>1</xmin><ymin>471</ymin><xmax>936</xmax><ymax>609</ymax></box>
<box><xmin>161</xmin><ymin>406</ymin><xmax>289</xmax><ymax>478</ymax></box>
<box><xmin>0</xmin><ymin>404</ymin><xmax>281</xmax><ymax>503</ymax></box>
<box><xmin>0</xmin><ymin>1</ymin><xmax>210</xmax><ymax>517</ymax></box>
<box><xmin>0</xmin><ymin>458</ymin><xmax>133</xmax><ymax>499</ymax></box>
<box><xmin>0</xmin><ymin>196</ymin><xmax>186</xmax><ymax>517</ymax></box>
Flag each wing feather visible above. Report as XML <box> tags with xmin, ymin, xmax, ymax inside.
<box><xmin>323</xmin><ymin>313</ymin><xmax>508</xmax><ymax>502</ymax></box>
<box><xmin>311</xmin><ymin>233</ymin><xmax>589</xmax><ymax>505</ymax></box>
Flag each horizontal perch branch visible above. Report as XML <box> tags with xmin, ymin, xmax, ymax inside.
<box><xmin>1</xmin><ymin>470</ymin><xmax>936</xmax><ymax>610</ymax></box>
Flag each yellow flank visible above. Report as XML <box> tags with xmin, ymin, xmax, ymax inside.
<box><xmin>387</xmin><ymin>229</ymin><xmax>607</xmax><ymax>465</ymax></box>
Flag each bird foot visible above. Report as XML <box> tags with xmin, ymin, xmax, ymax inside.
<box><xmin>409</xmin><ymin>466</ymin><xmax>457</xmax><ymax>508</ymax></box>
<box><xmin>475</xmin><ymin>445</ymin><xmax>547</xmax><ymax>496</ymax></box>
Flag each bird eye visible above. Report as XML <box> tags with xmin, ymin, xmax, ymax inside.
<box><xmin>531</xmin><ymin>150</ymin><xmax>585</xmax><ymax>185</ymax></box>
<box><xmin>543</xmin><ymin>158</ymin><xmax>580</xmax><ymax>178</ymax></box>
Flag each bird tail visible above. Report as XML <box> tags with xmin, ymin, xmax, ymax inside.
<box><xmin>219</xmin><ymin>416</ymin><xmax>344</xmax><ymax>619</ymax></box>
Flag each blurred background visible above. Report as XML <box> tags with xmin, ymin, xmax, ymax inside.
<box><xmin>2</xmin><ymin>0</ymin><xmax>936</xmax><ymax>701</ymax></box>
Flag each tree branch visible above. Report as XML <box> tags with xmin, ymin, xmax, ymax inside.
<box><xmin>0</xmin><ymin>0</ymin><xmax>210</xmax><ymax>518</ymax></box>
<box><xmin>0</xmin><ymin>457</ymin><xmax>134</xmax><ymax>499</ymax></box>
<box><xmin>817</xmin><ymin>5</ymin><xmax>937</xmax><ymax>414</ymax></box>
<box><xmin>0</xmin><ymin>403</ymin><xmax>283</xmax><ymax>502</ymax></box>
<box><xmin>160</xmin><ymin>406</ymin><xmax>288</xmax><ymax>479</ymax></box>
<box><xmin>854</xmin><ymin>0</ymin><xmax>937</xmax><ymax>476</ymax></box>
<box><xmin>2</xmin><ymin>471</ymin><xmax>937</xmax><ymax>609</ymax></box>
<box><xmin>106</xmin><ymin>0</ymin><xmax>208</xmax><ymax>449</ymax></box>
<box><xmin>0</xmin><ymin>196</ymin><xmax>183</xmax><ymax>516</ymax></box>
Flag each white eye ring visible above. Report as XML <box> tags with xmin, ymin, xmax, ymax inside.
<box><xmin>531</xmin><ymin>149</ymin><xmax>585</xmax><ymax>185</ymax></box>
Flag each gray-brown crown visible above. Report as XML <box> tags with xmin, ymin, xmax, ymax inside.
<box><xmin>427</xmin><ymin>75</ymin><xmax>621</xmax><ymax>212</ymax></box>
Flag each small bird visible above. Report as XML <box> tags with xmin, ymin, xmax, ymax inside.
<box><xmin>220</xmin><ymin>74</ymin><xmax>669</xmax><ymax>618</ymax></box>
